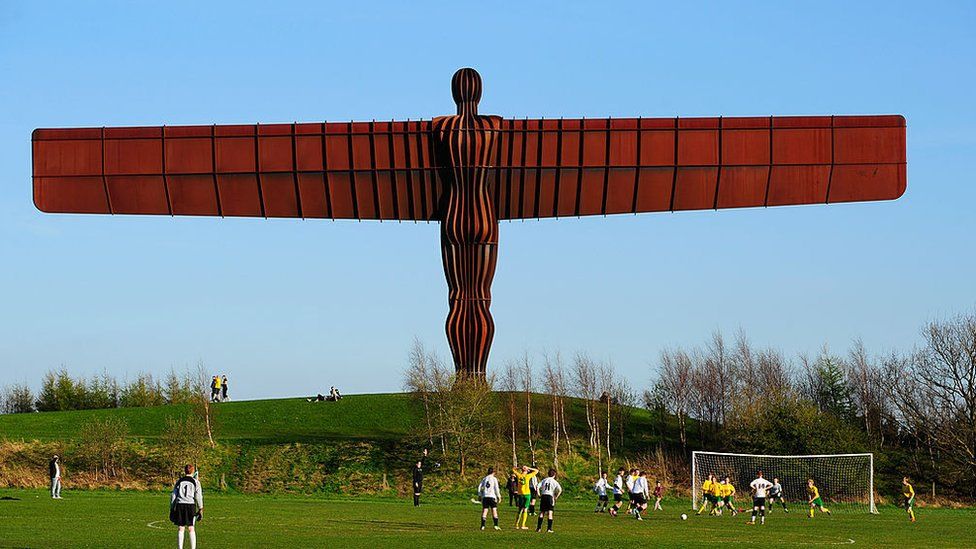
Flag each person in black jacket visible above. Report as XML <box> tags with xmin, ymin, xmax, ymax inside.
<box><xmin>507</xmin><ymin>473</ymin><xmax>518</xmax><ymax>506</ymax></box>
<box><xmin>412</xmin><ymin>448</ymin><xmax>428</xmax><ymax>506</ymax></box>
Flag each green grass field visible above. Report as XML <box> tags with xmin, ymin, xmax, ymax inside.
<box><xmin>0</xmin><ymin>489</ymin><xmax>969</xmax><ymax>548</ymax></box>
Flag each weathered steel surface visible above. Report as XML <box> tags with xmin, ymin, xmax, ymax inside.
<box><xmin>31</xmin><ymin>68</ymin><xmax>907</xmax><ymax>377</ymax></box>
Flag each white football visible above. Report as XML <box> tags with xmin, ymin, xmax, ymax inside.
<box><xmin>681</xmin><ymin>513</ymin><xmax>688</xmax><ymax>520</ymax></box>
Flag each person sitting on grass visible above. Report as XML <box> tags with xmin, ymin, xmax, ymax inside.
<box><xmin>170</xmin><ymin>465</ymin><xmax>204</xmax><ymax>549</ymax></box>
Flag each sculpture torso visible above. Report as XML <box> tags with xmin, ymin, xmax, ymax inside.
<box><xmin>431</xmin><ymin>68</ymin><xmax>501</xmax><ymax>378</ymax></box>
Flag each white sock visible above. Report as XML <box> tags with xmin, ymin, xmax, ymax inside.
<box><xmin>189</xmin><ymin>531</ymin><xmax>197</xmax><ymax>549</ymax></box>
<box><xmin>178</xmin><ymin>530</ymin><xmax>185</xmax><ymax>549</ymax></box>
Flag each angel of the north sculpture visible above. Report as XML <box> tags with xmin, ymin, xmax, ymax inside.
<box><xmin>32</xmin><ymin>68</ymin><xmax>906</xmax><ymax>378</ymax></box>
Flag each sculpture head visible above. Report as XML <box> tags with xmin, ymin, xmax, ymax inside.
<box><xmin>451</xmin><ymin>67</ymin><xmax>482</xmax><ymax>116</ymax></box>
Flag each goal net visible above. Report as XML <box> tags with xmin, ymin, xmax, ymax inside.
<box><xmin>691</xmin><ymin>451</ymin><xmax>877</xmax><ymax>514</ymax></box>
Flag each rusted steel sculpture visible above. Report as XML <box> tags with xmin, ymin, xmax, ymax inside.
<box><xmin>32</xmin><ymin>68</ymin><xmax>907</xmax><ymax>378</ymax></box>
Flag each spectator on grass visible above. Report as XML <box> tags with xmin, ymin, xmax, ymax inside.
<box><xmin>170</xmin><ymin>464</ymin><xmax>204</xmax><ymax>549</ymax></box>
<box><xmin>221</xmin><ymin>375</ymin><xmax>228</xmax><ymax>401</ymax></box>
<box><xmin>49</xmin><ymin>455</ymin><xmax>62</xmax><ymax>499</ymax></box>
<box><xmin>210</xmin><ymin>376</ymin><xmax>219</xmax><ymax>402</ymax></box>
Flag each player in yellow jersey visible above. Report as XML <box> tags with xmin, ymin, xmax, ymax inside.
<box><xmin>697</xmin><ymin>474</ymin><xmax>716</xmax><ymax>515</ymax></box>
<box><xmin>512</xmin><ymin>465</ymin><xmax>538</xmax><ymax>529</ymax></box>
<box><xmin>709</xmin><ymin>476</ymin><xmax>724</xmax><ymax>515</ymax></box>
<box><xmin>902</xmin><ymin>477</ymin><xmax>916</xmax><ymax>522</ymax></box>
<box><xmin>720</xmin><ymin>477</ymin><xmax>738</xmax><ymax>516</ymax></box>
<box><xmin>806</xmin><ymin>479</ymin><xmax>831</xmax><ymax>518</ymax></box>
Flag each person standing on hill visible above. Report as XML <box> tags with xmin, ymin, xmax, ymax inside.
<box><xmin>209</xmin><ymin>376</ymin><xmax>218</xmax><ymax>402</ymax></box>
<box><xmin>49</xmin><ymin>455</ymin><xmax>62</xmax><ymax>499</ymax></box>
<box><xmin>412</xmin><ymin>449</ymin><xmax>427</xmax><ymax>506</ymax></box>
<box><xmin>170</xmin><ymin>464</ymin><xmax>203</xmax><ymax>549</ymax></box>
<box><xmin>220</xmin><ymin>375</ymin><xmax>228</xmax><ymax>401</ymax></box>
<box><xmin>477</xmin><ymin>466</ymin><xmax>501</xmax><ymax>530</ymax></box>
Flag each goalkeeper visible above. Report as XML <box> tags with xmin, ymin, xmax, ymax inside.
<box><xmin>768</xmin><ymin>477</ymin><xmax>788</xmax><ymax>513</ymax></box>
<box><xmin>902</xmin><ymin>477</ymin><xmax>916</xmax><ymax>523</ymax></box>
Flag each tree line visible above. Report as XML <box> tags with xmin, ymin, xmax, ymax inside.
<box><xmin>1</xmin><ymin>367</ymin><xmax>202</xmax><ymax>413</ymax></box>
<box><xmin>404</xmin><ymin>311</ymin><xmax>976</xmax><ymax>500</ymax></box>
<box><xmin>648</xmin><ymin>312</ymin><xmax>976</xmax><ymax>499</ymax></box>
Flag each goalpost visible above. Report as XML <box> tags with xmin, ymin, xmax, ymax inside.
<box><xmin>691</xmin><ymin>451</ymin><xmax>877</xmax><ymax>514</ymax></box>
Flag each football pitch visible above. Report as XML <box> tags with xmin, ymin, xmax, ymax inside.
<box><xmin>0</xmin><ymin>490</ymin><xmax>971</xmax><ymax>548</ymax></box>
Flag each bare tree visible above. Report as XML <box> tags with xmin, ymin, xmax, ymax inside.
<box><xmin>519</xmin><ymin>352</ymin><xmax>537</xmax><ymax>465</ymax></box>
<box><xmin>194</xmin><ymin>364</ymin><xmax>216</xmax><ymax>448</ymax></box>
<box><xmin>888</xmin><ymin>313</ymin><xmax>976</xmax><ymax>488</ymax></box>
<box><xmin>653</xmin><ymin>347</ymin><xmax>694</xmax><ymax>451</ymax></box>
<box><xmin>599</xmin><ymin>361</ymin><xmax>616</xmax><ymax>461</ymax></box>
<box><xmin>705</xmin><ymin>330</ymin><xmax>730</xmax><ymax>426</ymax></box>
<box><xmin>846</xmin><ymin>339</ymin><xmax>887</xmax><ymax>444</ymax></box>
<box><xmin>501</xmin><ymin>359</ymin><xmax>520</xmax><ymax>466</ymax></box>
<box><xmin>404</xmin><ymin>338</ymin><xmax>436</xmax><ymax>447</ymax></box>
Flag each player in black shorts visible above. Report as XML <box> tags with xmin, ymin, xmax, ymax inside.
<box><xmin>536</xmin><ymin>469</ymin><xmax>563</xmax><ymax>533</ymax></box>
<box><xmin>477</xmin><ymin>467</ymin><xmax>501</xmax><ymax>530</ymax></box>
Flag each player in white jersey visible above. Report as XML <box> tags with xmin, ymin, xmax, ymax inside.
<box><xmin>629</xmin><ymin>470</ymin><xmax>650</xmax><ymax>521</ymax></box>
<box><xmin>536</xmin><ymin>469</ymin><xmax>563</xmax><ymax>533</ymax></box>
<box><xmin>609</xmin><ymin>467</ymin><xmax>626</xmax><ymax>517</ymax></box>
<box><xmin>170</xmin><ymin>465</ymin><xmax>204</xmax><ymax>549</ymax></box>
<box><xmin>747</xmin><ymin>471</ymin><xmax>773</xmax><ymax>525</ymax></box>
<box><xmin>593</xmin><ymin>471</ymin><xmax>610</xmax><ymax>513</ymax></box>
<box><xmin>477</xmin><ymin>467</ymin><xmax>502</xmax><ymax>530</ymax></box>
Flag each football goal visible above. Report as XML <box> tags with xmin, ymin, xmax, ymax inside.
<box><xmin>691</xmin><ymin>451</ymin><xmax>877</xmax><ymax>514</ymax></box>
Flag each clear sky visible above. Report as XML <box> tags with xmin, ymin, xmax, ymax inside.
<box><xmin>1</xmin><ymin>1</ymin><xmax>973</xmax><ymax>400</ymax></box>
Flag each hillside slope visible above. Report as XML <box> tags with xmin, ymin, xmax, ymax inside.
<box><xmin>0</xmin><ymin>394</ymin><xmax>417</xmax><ymax>443</ymax></box>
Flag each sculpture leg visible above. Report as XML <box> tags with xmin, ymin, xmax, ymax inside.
<box><xmin>442</xmin><ymin>239</ymin><xmax>497</xmax><ymax>378</ymax></box>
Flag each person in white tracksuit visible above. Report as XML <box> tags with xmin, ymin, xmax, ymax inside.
<box><xmin>477</xmin><ymin>467</ymin><xmax>502</xmax><ymax>530</ymax></box>
<box><xmin>49</xmin><ymin>455</ymin><xmax>62</xmax><ymax>499</ymax></box>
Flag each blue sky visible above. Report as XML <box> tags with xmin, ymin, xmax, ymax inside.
<box><xmin>0</xmin><ymin>1</ymin><xmax>973</xmax><ymax>400</ymax></box>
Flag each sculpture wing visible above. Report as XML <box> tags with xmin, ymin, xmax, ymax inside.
<box><xmin>489</xmin><ymin>115</ymin><xmax>906</xmax><ymax>220</ymax></box>
<box><xmin>33</xmin><ymin>121</ymin><xmax>444</xmax><ymax>220</ymax></box>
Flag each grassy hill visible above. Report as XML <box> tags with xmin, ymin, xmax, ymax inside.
<box><xmin>0</xmin><ymin>393</ymin><xmax>418</xmax><ymax>443</ymax></box>
<box><xmin>0</xmin><ymin>392</ymin><xmax>680</xmax><ymax>497</ymax></box>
